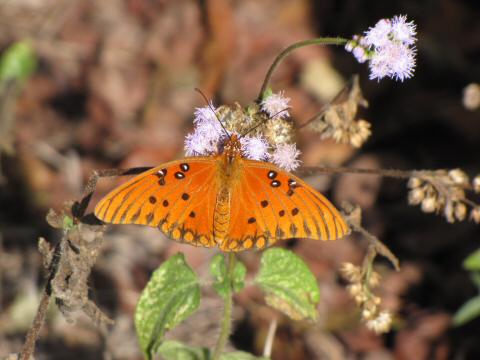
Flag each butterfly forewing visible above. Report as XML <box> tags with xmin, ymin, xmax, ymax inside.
<box><xmin>94</xmin><ymin>157</ymin><xmax>218</xmax><ymax>247</ymax></box>
<box><xmin>224</xmin><ymin>160</ymin><xmax>349</xmax><ymax>251</ymax></box>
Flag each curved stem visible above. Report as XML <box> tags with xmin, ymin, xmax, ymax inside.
<box><xmin>256</xmin><ymin>37</ymin><xmax>348</xmax><ymax>102</ymax></box>
<box><xmin>212</xmin><ymin>252</ymin><xmax>236</xmax><ymax>360</ymax></box>
<box><xmin>296</xmin><ymin>166</ymin><xmax>416</xmax><ymax>179</ymax></box>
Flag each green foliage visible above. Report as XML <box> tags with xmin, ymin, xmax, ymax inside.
<box><xmin>453</xmin><ymin>296</ymin><xmax>480</xmax><ymax>326</ymax></box>
<box><xmin>0</xmin><ymin>41</ymin><xmax>36</xmax><ymax>83</ymax></box>
<box><xmin>454</xmin><ymin>248</ymin><xmax>480</xmax><ymax>326</ymax></box>
<box><xmin>135</xmin><ymin>253</ymin><xmax>200</xmax><ymax>360</ymax></box>
<box><xmin>158</xmin><ymin>341</ymin><xmax>209</xmax><ymax>360</ymax></box>
<box><xmin>135</xmin><ymin>249</ymin><xmax>322</xmax><ymax>358</ymax></box>
<box><xmin>158</xmin><ymin>341</ymin><xmax>269</xmax><ymax>360</ymax></box>
<box><xmin>463</xmin><ymin>248</ymin><xmax>480</xmax><ymax>271</ymax></box>
<box><xmin>254</xmin><ymin>248</ymin><xmax>320</xmax><ymax>321</ymax></box>
<box><xmin>210</xmin><ymin>253</ymin><xmax>246</xmax><ymax>298</ymax></box>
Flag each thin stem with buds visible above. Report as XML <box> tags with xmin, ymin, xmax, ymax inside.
<box><xmin>211</xmin><ymin>252</ymin><xmax>237</xmax><ymax>360</ymax></box>
<box><xmin>256</xmin><ymin>37</ymin><xmax>348</xmax><ymax>102</ymax></box>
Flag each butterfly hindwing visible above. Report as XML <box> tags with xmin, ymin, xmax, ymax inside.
<box><xmin>224</xmin><ymin>159</ymin><xmax>349</xmax><ymax>251</ymax></box>
<box><xmin>94</xmin><ymin>157</ymin><xmax>218</xmax><ymax>247</ymax></box>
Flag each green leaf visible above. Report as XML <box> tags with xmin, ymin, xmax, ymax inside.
<box><xmin>220</xmin><ymin>351</ymin><xmax>269</xmax><ymax>360</ymax></box>
<box><xmin>157</xmin><ymin>342</ymin><xmax>270</xmax><ymax>360</ymax></box>
<box><xmin>254</xmin><ymin>248</ymin><xmax>320</xmax><ymax>321</ymax></box>
<box><xmin>210</xmin><ymin>254</ymin><xmax>246</xmax><ymax>298</ymax></box>
<box><xmin>158</xmin><ymin>341</ymin><xmax>209</xmax><ymax>360</ymax></box>
<box><xmin>463</xmin><ymin>248</ymin><xmax>480</xmax><ymax>271</ymax></box>
<box><xmin>0</xmin><ymin>41</ymin><xmax>36</xmax><ymax>83</ymax></box>
<box><xmin>453</xmin><ymin>295</ymin><xmax>480</xmax><ymax>326</ymax></box>
<box><xmin>135</xmin><ymin>253</ymin><xmax>200</xmax><ymax>359</ymax></box>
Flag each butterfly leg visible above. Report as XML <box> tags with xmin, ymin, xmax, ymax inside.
<box><xmin>72</xmin><ymin>167</ymin><xmax>153</xmax><ymax>220</ymax></box>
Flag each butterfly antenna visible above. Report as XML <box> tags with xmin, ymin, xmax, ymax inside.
<box><xmin>239</xmin><ymin>107</ymin><xmax>289</xmax><ymax>139</ymax></box>
<box><xmin>194</xmin><ymin>88</ymin><xmax>230</xmax><ymax>138</ymax></box>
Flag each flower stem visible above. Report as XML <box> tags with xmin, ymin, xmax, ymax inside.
<box><xmin>212</xmin><ymin>252</ymin><xmax>236</xmax><ymax>360</ymax></box>
<box><xmin>256</xmin><ymin>37</ymin><xmax>348</xmax><ymax>102</ymax></box>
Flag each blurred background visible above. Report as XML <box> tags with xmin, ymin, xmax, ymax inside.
<box><xmin>0</xmin><ymin>0</ymin><xmax>479</xmax><ymax>359</ymax></box>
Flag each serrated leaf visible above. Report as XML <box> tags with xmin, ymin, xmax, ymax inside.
<box><xmin>453</xmin><ymin>295</ymin><xmax>480</xmax><ymax>326</ymax></box>
<box><xmin>158</xmin><ymin>341</ymin><xmax>209</xmax><ymax>360</ymax></box>
<box><xmin>135</xmin><ymin>253</ymin><xmax>200</xmax><ymax>359</ymax></box>
<box><xmin>0</xmin><ymin>41</ymin><xmax>36</xmax><ymax>82</ymax></box>
<box><xmin>220</xmin><ymin>351</ymin><xmax>270</xmax><ymax>360</ymax></box>
<box><xmin>463</xmin><ymin>248</ymin><xmax>480</xmax><ymax>271</ymax></box>
<box><xmin>254</xmin><ymin>248</ymin><xmax>320</xmax><ymax>321</ymax></box>
<box><xmin>210</xmin><ymin>254</ymin><xmax>246</xmax><ymax>298</ymax></box>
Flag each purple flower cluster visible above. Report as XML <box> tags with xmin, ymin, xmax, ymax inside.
<box><xmin>346</xmin><ymin>15</ymin><xmax>417</xmax><ymax>81</ymax></box>
<box><xmin>184</xmin><ymin>92</ymin><xmax>301</xmax><ymax>171</ymax></box>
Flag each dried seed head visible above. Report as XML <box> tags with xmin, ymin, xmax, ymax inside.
<box><xmin>473</xmin><ymin>175</ymin><xmax>480</xmax><ymax>193</ymax></box>
<box><xmin>310</xmin><ymin>76</ymin><xmax>371</xmax><ymax>148</ymax></box>
<box><xmin>354</xmin><ymin>293</ymin><xmax>368</xmax><ymax>305</ymax></box>
<box><xmin>444</xmin><ymin>201</ymin><xmax>455</xmax><ymax>223</ymax></box>
<box><xmin>368</xmin><ymin>271</ymin><xmax>381</xmax><ymax>288</ymax></box>
<box><xmin>347</xmin><ymin>283</ymin><xmax>362</xmax><ymax>297</ymax></box>
<box><xmin>362</xmin><ymin>308</ymin><xmax>375</xmax><ymax>320</ymax></box>
<box><xmin>365</xmin><ymin>311</ymin><xmax>392</xmax><ymax>334</ymax></box>
<box><xmin>421</xmin><ymin>196</ymin><xmax>437</xmax><ymax>213</ymax></box>
<box><xmin>463</xmin><ymin>83</ymin><xmax>480</xmax><ymax>111</ymax></box>
<box><xmin>408</xmin><ymin>187</ymin><xmax>425</xmax><ymax>205</ymax></box>
<box><xmin>363</xmin><ymin>299</ymin><xmax>379</xmax><ymax>314</ymax></box>
<box><xmin>264</xmin><ymin>118</ymin><xmax>295</xmax><ymax>145</ymax></box>
<box><xmin>448</xmin><ymin>169</ymin><xmax>469</xmax><ymax>186</ymax></box>
<box><xmin>408</xmin><ymin>177</ymin><xmax>423</xmax><ymax>188</ymax></box>
<box><xmin>455</xmin><ymin>202</ymin><xmax>467</xmax><ymax>221</ymax></box>
<box><xmin>470</xmin><ymin>207</ymin><xmax>480</xmax><ymax>223</ymax></box>
<box><xmin>340</xmin><ymin>262</ymin><xmax>362</xmax><ymax>282</ymax></box>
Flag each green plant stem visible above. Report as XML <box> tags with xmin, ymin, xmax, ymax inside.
<box><xmin>256</xmin><ymin>37</ymin><xmax>348</xmax><ymax>102</ymax></box>
<box><xmin>212</xmin><ymin>252</ymin><xmax>236</xmax><ymax>360</ymax></box>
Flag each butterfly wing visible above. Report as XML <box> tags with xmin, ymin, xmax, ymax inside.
<box><xmin>94</xmin><ymin>157</ymin><xmax>219</xmax><ymax>248</ymax></box>
<box><xmin>223</xmin><ymin>159</ymin><xmax>349</xmax><ymax>251</ymax></box>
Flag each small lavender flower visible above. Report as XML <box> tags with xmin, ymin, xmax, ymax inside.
<box><xmin>348</xmin><ymin>15</ymin><xmax>417</xmax><ymax>82</ymax></box>
<box><xmin>369</xmin><ymin>42</ymin><xmax>416</xmax><ymax>81</ymax></box>
<box><xmin>261</xmin><ymin>91</ymin><xmax>290</xmax><ymax>119</ymax></box>
<box><xmin>184</xmin><ymin>131</ymin><xmax>214</xmax><ymax>156</ymax></box>
<box><xmin>271</xmin><ymin>143</ymin><xmax>301</xmax><ymax>171</ymax></box>
<box><xmin>364</xmin><ymin>18</ymin><xmax>392</xmax><ymax>48</ymax></box>
<box><xmin>391</xmin><ymin>15</ymin><xmax>417</xmax><ymax>45</ymax></box>
<box><xmin>353</xmin><ymin>46</ymin><xmax>368</xmax><ymax>63</ymax></box>
<box><xmin>185</xmin><ymin>104</ymin><xmax>225</xmax><ymax>156</ymax></box>
<box><xmin>240</xmin><ymin>135</ymin><xmax>270</xmax><ymax>161</ymax></box>
<box><xmin>193</xmin><ymin>102</ymin><xmax>217</xmax><ymax>125</ymax></box>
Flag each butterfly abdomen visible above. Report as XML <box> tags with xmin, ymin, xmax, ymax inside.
<box><xmin>213</xmin><ymin>187</ymin><xmax>231</xmax><ymax>248</ymax></box>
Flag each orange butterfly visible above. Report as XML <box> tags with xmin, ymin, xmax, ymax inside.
<box><xmin>94</xmin><ymin>134</ymin><xmax>349</xmax><ymax>252</ymax></box>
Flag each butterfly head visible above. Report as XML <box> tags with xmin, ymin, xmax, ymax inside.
<box><xmin>223</xmin><ymin>134</ymin><xmax>242</xmax><ymax>162</ymax></box>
